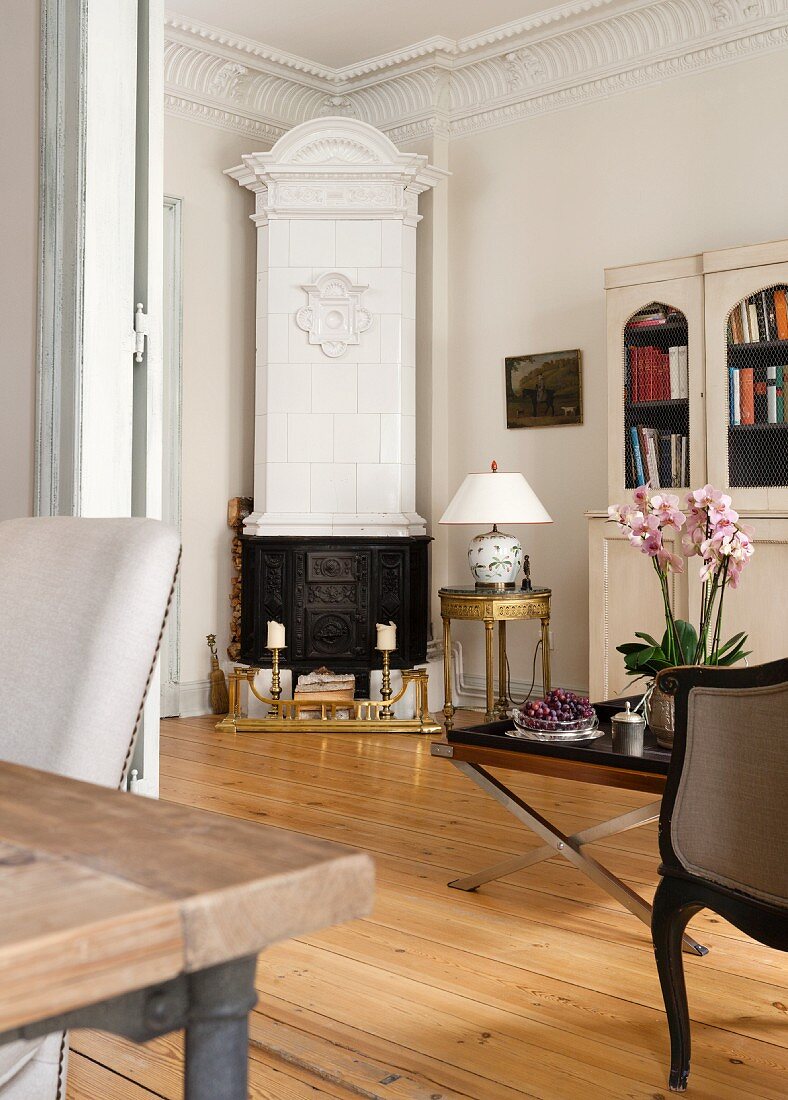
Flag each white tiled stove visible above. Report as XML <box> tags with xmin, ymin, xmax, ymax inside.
<box><xmin>226</xmin><ymin>118</ymin><xmax>445</xmax><ymax>537</ymax></box>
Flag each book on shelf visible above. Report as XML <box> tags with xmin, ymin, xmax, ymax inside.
<box><xmin>730</xmin><ymin>364</ymin><xmax>788</xmax><ymax>426</ymax></box>
<box><xmin>627</xmin><ymin>344</ymin><xmax>688</xmax><ymax>402</ymax></box>
<box><xmin>629</xmin><ymin>425</ymin><xmax>688</xmax><ymax>488</ymax></box>
<box><xmin>626</xmin><ymin>305</ymin><xmax>686</xmax><ymax>329</ymax></box>
<box><xmin>727</xmin><ymin>286</ymin><xmax>788</xmax><ymax>344</ymax></box>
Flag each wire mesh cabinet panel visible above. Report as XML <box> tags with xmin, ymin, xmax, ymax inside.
<box><xmin>705</xmin><ymin>257</ymin><xmax>788</xmax><ymax>511</ymax></box>
<box><xmin>605</xmin><ymin>269</ymin><xmax>705</xmax><ymax>502</ymax></box>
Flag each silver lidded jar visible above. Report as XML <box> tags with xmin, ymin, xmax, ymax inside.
<box><xmin>610</xmin><ymin>701</ymin><xmax>646</xmax><ymax>755</ymax></box>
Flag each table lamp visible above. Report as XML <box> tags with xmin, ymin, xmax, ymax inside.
<box><xmin>439</xmin><ymin>461</ymin><xmax>552</xmax><ymax>589</ymax></box>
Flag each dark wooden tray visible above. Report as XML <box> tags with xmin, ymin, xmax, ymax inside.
<box><xmin>447</xmin><ymin>698</ymin><xmax>670</xmax><ymax>776</ymax></box>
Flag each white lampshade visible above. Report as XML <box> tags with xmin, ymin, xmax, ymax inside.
<box><xmin>439</xmin><ymin>469</ymin><xmax>552</xmax><ymax>526</ymax></box>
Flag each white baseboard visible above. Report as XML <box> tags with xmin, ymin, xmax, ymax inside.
<box><xmin>177</xmin><ymin>678</ymin><xmax>212</xmax><ymax>718</ymax></box>
<box><xmin>450</xmin><ymin>641</ymin><xmax>588</xmax><ymax>710</ymax></box>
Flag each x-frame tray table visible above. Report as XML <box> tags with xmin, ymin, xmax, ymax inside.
<box><xmin>431</xmin><ymin>722</ymin><xmax>707</xmax><ymax>956</ymax></box>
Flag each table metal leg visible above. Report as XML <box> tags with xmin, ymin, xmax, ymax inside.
<box><xmin>185</xmin><ymin>956</ymin><xmax>258</xmax><ymax>1100</ymax></box>
<box><xmin>496</xmin><ymin>622</ymin><xmax>508</xmax><ymax>717</ymax></box>
<box><xmin>540</xmin><ymin>617</ymin><xmax>551</xmax><ymax>694</ymax></box>
<box><xmin>442</xmin><ymin>616</ymin><xmax>454</xmax><ymax>732</ymax></box>
<box><xmin>484</xmin><ymin>619</ymin><xmax>495</xmax><ymax>722</ymax></box>
<box><xmin>448</xmin><ymin>762</ymin><xmax>707</xmax><ymax>957</ymax></box>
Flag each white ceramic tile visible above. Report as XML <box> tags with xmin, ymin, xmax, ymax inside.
<box><xmin>266</xmin><ymin>462</ymin><xmax>310</xmax><ymax>513</ymax></box>
<box><xmin>336</xmin><ymin>220</ymin><xmax>382</xmax><ymax>267</ymax></box>
<box><xmin>402</xmin><ymin>366</ymin><xmax>416</xmax><ymax>414</ymax></box>
<box><xmin>381</xmin><ymin>220</ymin><xmax>403</xmax><ymax>267</ymax></box>
<box><xmin>311</xmin><ymin>463</ymin><xmax>356</xmax><ymax>513</ymax></box>
<box><xmin>357</xmin><ymin>463</ymin><xmax>400</xmax><ymax>512</ymax></box>
<box><xmin>255</xmin><ymin>317</ymin><xmax>268</xmax><ymax>367</ymax></box>
<box><xmin>400</xmin><ymin>414</ymin><xmax>416</xmax><ymax>463</ymax></box>
<box><xmin>267</xmin><ymin>314</ymin><xmax>289</xmax><ymax>363</ymax></box>
<box><xmin>255</xmin><ymin>365</ymin><xmax>267</xmax><ymax>416</ymax></box>
<box><xmin>355</xmin><ymin>322</ymin><xmax>381</xmax><ymax>364</ymax></box>
<box><xmin>256</xmin><ymin>272</ymin><xmax>268</xmax><ymax>317</ymax></box>
<box><xmin>358</xmin><ymin>362</ymin><xmax>400</xmax><ymax>414</ymax></box>
<box><xmin>256</xmin><ymin>226</ymin><xmax>269</xmax><ymax>272</ymax></box>
<box><xmin>287</xmin><ymin>413</ymin><xmax>333</xmax><ymax>462</ymax></box>
<box><xmin>358</xmin><ymin>267</ymin><xmax>402</xmax><ymax>314</ymax></box>
<box><xmin>312</xmin><ymin>363</ymin><xmax>357</xmax><ymax>413</ymax></box>
<box><xmin>402</xmin><ymin>225</ymin><xmax>417</xmax><ymax>274</ymax></box>
<box><xmin>380</xmin><ymin>414</ymin><xmax>401</xmax><ymax>462</ymax></box>
<box><xmin>401</xmin><ymin>464</ymin><xmax>416</xmax><ymax>512</ymax></box>
<box><xmin>254</xmin><ymin>414</ymin><xmax>267</xmax><ymax>464</ymax></box>
<box><xmin>253</xmin><ymin>462</ymin><xmax>266</xmax><ymax>505</ymax></box>
<box><xmin>380</xmin><ymin>315</ymin><xmax>401</xmax><ymax>363</ymax></box>
<box><xmin>401</xmin><ymin>317</ymin><xmax>416</xmax><ymax>367</ymax></box>
<box><xmin>268</xmin><ymin>220</ymin><xmax>290</xmax><ymax>267</ymax></box>
<box><xmin>267</xmin><ymin>412</ymin><xmax>288</xmax><ymax>460</ymax></box>
<box><xmin>334</xmin><ymin>414</ymin><xmax>380</xmax><ymax>463</ymax></box>
<box><xmin>288</xmin><ymin>313</ymin><xmax>323</xmax><ymax>363</ymax></box>
<box><xmin>289</xmin><ymin>219</ymin><xmax>335</xmax><ymax>267</ymax></box>
<box><xmin>267</xmin><ymin>363</ymin><xmax>311</xmax><ymax>414</ymax></box>
<box><xmin>267</xmin><ymin>267</ymin><xmax>311</xmax><ymax>314</ymax></box>
<box><xmin>402</xmin><ymin>271</ymin><xmax>416</xmax><ymax>319</ymax></box>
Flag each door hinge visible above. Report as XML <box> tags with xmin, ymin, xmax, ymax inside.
<box><xmin>134</xmin><ymin>302</ymin><xmax>149</xmax><ymax>362</ymax></box>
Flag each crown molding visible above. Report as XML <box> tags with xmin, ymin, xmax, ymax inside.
<box><xmin>164</xmin><ymin>0</ymin><xmax>788</xmax><ymax>145</ymax></box>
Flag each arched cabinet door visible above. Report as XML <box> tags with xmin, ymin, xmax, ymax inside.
<box><xmin>704</xmin><ymin>261</ymin><xmax>788</xmax><ymax>512</ymax></box>
<box><xmin>605</xmin><ymin>270</ymin><xmax>705</xmax><ymax>503</ymax></box>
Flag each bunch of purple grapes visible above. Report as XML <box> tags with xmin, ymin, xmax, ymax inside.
<box><xmin>522</xmin><ymin>689</ymin><xmax>595</xmax><ymax>731</ymax></box>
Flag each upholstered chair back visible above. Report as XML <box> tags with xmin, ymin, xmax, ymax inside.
<box><xmin>0</xmin><ymin>517</ymin><xmax>180</xmax><ymax>1100</ymax></box>
<box><xmin>0</xmin><ymin>517</ymin><xmax>180</xmax><ymax>787</ymax></box>
<box><xmin>668</xmin><ymin>678</ymin><xmax>788</xmax><ymax>909</ymax></box>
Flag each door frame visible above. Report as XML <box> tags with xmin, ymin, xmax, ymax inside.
<box><xmin>160</xmin><ymin>195</ymin><xmax>183</xmax><ymax>717</ymax></box>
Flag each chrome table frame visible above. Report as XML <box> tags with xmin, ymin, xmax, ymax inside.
<box><xmin>432</xmin><ymin>745</ymin><xmax>707</xmax><ymax>957</ymax></box>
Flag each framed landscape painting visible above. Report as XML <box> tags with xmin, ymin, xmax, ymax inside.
<box><xmin>505</xmin><ymin>349</ymin><xmax>583</xmax><ymax>428</ymax></box>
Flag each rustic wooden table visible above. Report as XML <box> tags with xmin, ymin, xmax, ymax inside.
<box><xmin>0</xmin><ymin>761</ymin><xmax>374</xmax><ymax>1099</ymax></box>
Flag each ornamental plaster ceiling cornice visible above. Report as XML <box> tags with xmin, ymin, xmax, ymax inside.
<box><xmin>164</xmin><ymin>0</ymin><xmax>788</xmax><ymax>144</ymax></box>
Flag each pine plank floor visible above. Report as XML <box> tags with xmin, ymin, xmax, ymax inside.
<box><xmin>68</xmin><ymin>713</ymin><xmax>788</xmax><ymax>1099</ymax></box>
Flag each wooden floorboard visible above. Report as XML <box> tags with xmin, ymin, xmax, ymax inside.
<box><xmin>68</xmin><ymin>712</ymin><xmax>788</xmax><ymax>1099</ymax></box>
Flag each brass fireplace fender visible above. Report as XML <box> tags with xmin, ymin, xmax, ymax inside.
<box><xmin>216</xmin><ymin>666</ymin><xmax>441</xmax><ymax>735</ymax></box>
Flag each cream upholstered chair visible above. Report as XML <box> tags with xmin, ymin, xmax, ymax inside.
<box><xmin>651</xmin><ymin>659</ymin><xmax>788</xmax><ymax>1092</ymax></box>
<box><xmin>0</xmin><ymin>517</ymin><xmax>181</xmax><ymax>1098</ymax></box>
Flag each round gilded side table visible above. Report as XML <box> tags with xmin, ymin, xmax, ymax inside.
<box><xmin>438</xmin><ymin>586</ymin><xmax>552</xmax><ymax>730</ymax></box>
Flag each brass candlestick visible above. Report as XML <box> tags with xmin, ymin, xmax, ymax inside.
<box><xmin>268</xmin><ymin>646</ymin><xmax>284</xmax><ymax>716</ymax></box>
<box><xmin>379</xmin><ymin>649</ymin><xmax>393</xmax><ymax>719</ymax></box>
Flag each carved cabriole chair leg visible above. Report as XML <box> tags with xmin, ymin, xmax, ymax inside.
<box><xmin>652</xmin><ymin>877</ymin><xmax>704</xmax><ymax>1092</ymax></box>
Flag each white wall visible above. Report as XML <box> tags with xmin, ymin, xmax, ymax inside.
<box><xmin>446</xmin><ymin>50</ymin><xmax>788</xmax><ymax>692</ymax></box>
<box><xmin>164</xmin><ymin>115</ymin><xmax>266</xmax><ymax>686</ymax></box>
<box><xmin>0</xmin><ymin>6</ymin><xmax>39</xmax><ymax>519</ymax></box>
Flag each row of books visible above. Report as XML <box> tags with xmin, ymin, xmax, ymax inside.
<box><xmin>728</xmin><ymin>288</ymin><xmax>788</xmax><ymax>344</ymax></box>
<box><xmin>629</xmin><ymin>426</ymin><xmax>688</xmax><ymax>489</ymax></box>
<box><xmin>729</xmin><ymin>365</ymin><xmax>788</xmax><ymax>425</ymax></box>
<box><xmin>627</xmin><ymin>345</ymin><xmax>688</xmax><ymax>402</ymax></box>
<box><xmin>626</xmin><ymin>305</ymin><xmax>686</xmax><ymax>329</ymax></box>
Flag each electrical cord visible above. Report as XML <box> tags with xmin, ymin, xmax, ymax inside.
<box><xmin>504</xmin><ymin>636</ymin><xmax>543</xmax><ymax>710</ymax></box>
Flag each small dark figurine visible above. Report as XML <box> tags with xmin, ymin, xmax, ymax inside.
<box><xmin>521</xmin><ymin>554</ymin><xmax>532</xmax><ymax>591</ymax></box>
<box><xmin>206</xmin><ymin>634</ymin><xmax>230</xmax><ymax>715</ymax></box>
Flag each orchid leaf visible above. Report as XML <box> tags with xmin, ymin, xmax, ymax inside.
<box><xmin>634</xmin><ymin>632</ymin><xmax>660</xmax><ymax>647</ymax></box>
<box><xmin>712</xmin><ymin>632</ymin><xmax>747</xmax><ymax>660</ymax></box>
<box><xmin>716</xmin><ymin>643</ymin><xmax>750</xmax><ymax>667</ymax></box>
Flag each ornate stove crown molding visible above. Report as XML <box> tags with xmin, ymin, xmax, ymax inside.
<box><xmin>165</xmin><ymin>0</ymin><xmax>788</xmax><ymax>143</ymax></box>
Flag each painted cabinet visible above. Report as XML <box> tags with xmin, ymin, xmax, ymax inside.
<box><xmin>589</xmin><ymin>239</ymin><xmax>788</xmax><ymax>699</ymax></box>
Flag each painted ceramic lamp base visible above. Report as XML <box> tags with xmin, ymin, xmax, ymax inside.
<box><xmin>468</xmin><ymin>527</ymin><xmax>523</xmax><ymax>588</ymax></box>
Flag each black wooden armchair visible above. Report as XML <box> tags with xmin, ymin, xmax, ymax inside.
<box><xmin>651</xmin><ymin>659</ymin><xmax>788</xmax><ymax>1092</ymax></box>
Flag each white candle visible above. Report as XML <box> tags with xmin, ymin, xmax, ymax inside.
<box><xmin>376</xmin><ymin>621</ymin><xmax>397</xmax><ymax>651</ymax></box>
<box><xmin>266</xmin><ymin>620</ymin><xmax>286</xmax><ymax>648</ymax></box>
